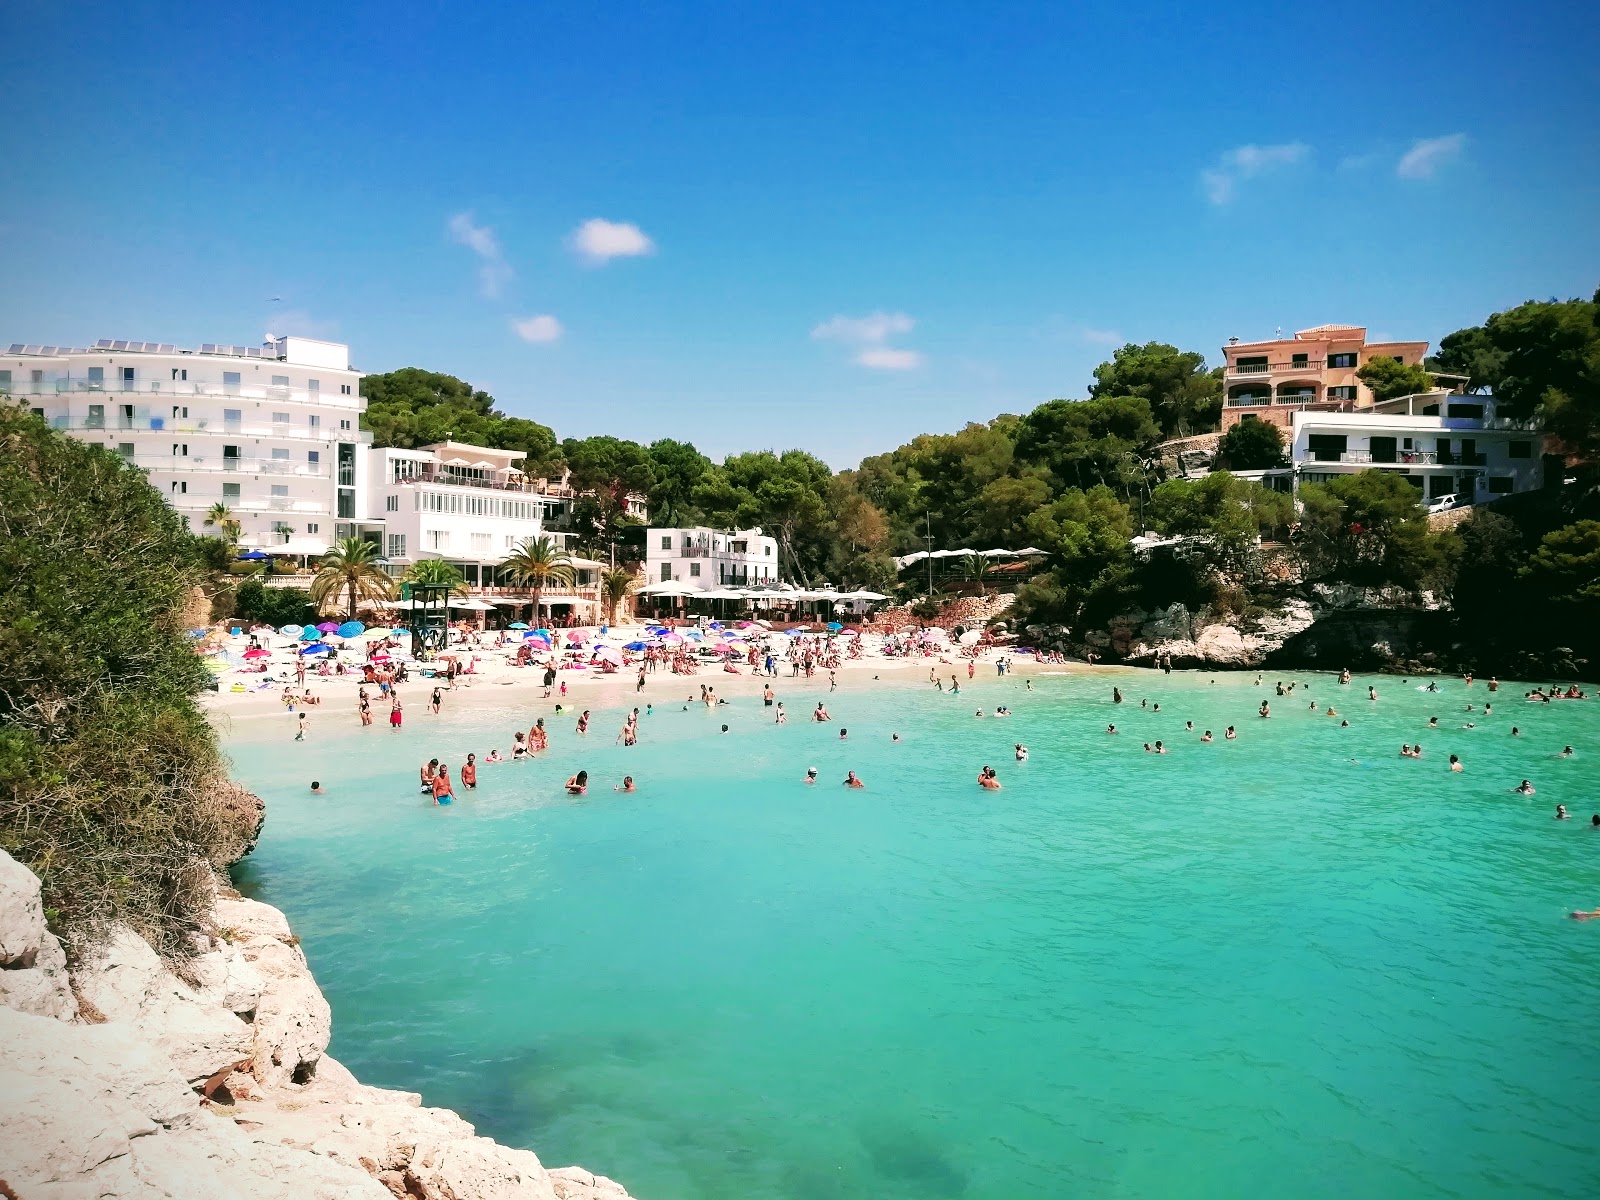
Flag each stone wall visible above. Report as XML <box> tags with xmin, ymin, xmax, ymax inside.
<box><xmin>0</xmin><ymin>850</ymin><xmax>635</xmax><ymax>1200</ymax></box>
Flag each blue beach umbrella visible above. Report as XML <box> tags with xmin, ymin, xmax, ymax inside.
<box><xmin>279</xmin><ymin>624</ymin><xmax>303</xmax><ymax>637</ymax></box>
<box><xmin>299</xmin><ymin>642</ymin><xmax>330</xmax><ymax>655</ymax></box>
<box><xmin>624</xmin><ymin>641</ymin><xmax>649</xmax><ymax>651</ymax></box>
<box><xmin>299</xmin><ymin>628</ymin><xmax>321</xmax><ymax>642</ymax></box>
<box><xmin>508</xmin><ymin>622</ymin><xmax>530</xmax><ymax>630</ymax></box>
<box><xmin>826</xmin><ymin>621</ymin><xmax>843</xmax><ymax>631</ymax></box>
<box><xmin>532</xmin><ymin>628</ymin><xmax>552</xmax><ymax>639</ymax></box>
<box><xmin>236</xmin><ymin>550</ymin><xmax>269</xmax><ymax>561</ymax></box>
<box><xmin>337</xmin><ymin>621</ymin><xmax>365</xmax><ymax>638</ymax></box>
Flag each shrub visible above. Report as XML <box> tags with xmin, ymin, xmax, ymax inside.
<box><xmin>0</xmin><ymin>408</ymin><xmax>251</xmax><ymax>958</ymax></box>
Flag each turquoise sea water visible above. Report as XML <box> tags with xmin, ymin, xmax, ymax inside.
<box><xmin>226</xmin><ymin>668</ymin><xmax>1600</xmax><ymax>1200</ymax></box>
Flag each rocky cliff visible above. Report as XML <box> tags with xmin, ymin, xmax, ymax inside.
<box><xmin>0</xmin><ymin>850</ymin><xmax>635</xmax><ymax>1200</ymax></box>
<box><xmin>1026</xmin><ymin>585</ymin><xmax>1461</xmax><ymax>673</ymax></box>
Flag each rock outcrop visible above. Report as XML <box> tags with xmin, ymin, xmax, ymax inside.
<box><xmin>0</xmin><ymin>850</ymin><xmax>637</xmax><ymax>1200</ymax></box>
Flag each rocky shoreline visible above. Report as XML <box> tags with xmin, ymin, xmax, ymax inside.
<box><xmin>0</xmin><ymin>849</ymin><xmax>635</xmax><ymax>1200</ymax></box>
<box><xmin>1025</xmin><ymin>585</ymin><xmax>1593</xmax><ymax>680</ymax></box>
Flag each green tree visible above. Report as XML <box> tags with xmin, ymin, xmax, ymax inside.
<box><xmin>203</xmin><ymin>501</ymin><xmax>241</xmax><ymax>543</ymax></box>
<box><xmin>1427</xmin><ymin>325</ymin><xmax>1505</xmax><ymax>395</ymax></box>
<box><xmin>502</xmin><ymin>535</ymin><xmax>575</xmax><ymax>625</ymax></box>
<box><xmin>1357</xmin><ymin>356</ymin><xmax>1435</xmax><ymax>402</ymax></box>
<box><xmin>403</xmin><ymin>558</ymin><xmax>469</xmax><ymax>595</ymax></box>
<box><xmin>360</xmin><ymin>367</ymin><xmax>560</xmax><ymax>474</ymax></box>
<box><xmin>1445</xmin><ymin>509</ymin><xmax>1523</xmax><ymax>619</ymax></box>
<box><xmin>1012</xmin><ymin>486</ymin><xmax>1136</xmax><ymax>628</ymax></box>
<box><xmin>599</xmin><ymin>567</ymin><xmax>638</xmax><ymax>626</ymax></box>
<box><xmin>1484</xmin><ymin>294</ymin><xmax>1600</xmax><ymax>455</ymax></box>
<box><xmin>1520</xmin><ymin>520</ymin><xmax>1600</xmax><ymax>605</ymax></box>
<box><xmin>975</xmin><ymin>475</ymin><xmax>1051</xmax><ymax>546</ymax></box>
<box><xmin>645</xmin><ymin>438</ymin><xmax>713</xmax><ymax>526</ymax></box>
<box><xmin>310</xmin><ymin>536</ymin><xmax>395</xmax><ymax>620</ymax></box>
<box><xmin>0</xmin><ymin>408</ymin><xmax>250</xmax><ymax>955</ymax></box>
<box><xmin>1214</xmin><ymin>419</ymin><xmax>1286</xmax><ymax>470</ymax></box>
<box><xmin>1296</xmin><ymin>471</ymin><xmax>1446</xmax><ymax>589</ymax></box>
<box><xmin>1014</xmin><ymin>395</ymin><xmax>1161</xmax><ymax>495</ymax></box>
<box><xmin>1088</xmin><ymin>341</ymin><xmax>1223</xmax><ymax>437</ymax></box>
<box><xmin>233</xmin><ymin>579</ymin><xmax>317</xmax><ymax>628</ymax></box>
<box><xmin>1147</xmin><ymin>471</ymin><xmax>1293</xmax><ymax>577</ymax></box>
<box><xmin>561</xmin><ymin>436</ymin><xmax>657</xmax><ymax>507</ymax></box>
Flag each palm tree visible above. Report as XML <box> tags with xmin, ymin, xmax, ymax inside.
<box><xmin>404</xmin><ymin>557</ymin><xmax>470</xmax><ymax>596</ymax></box>
<box><xmin>599</xmin><ymin>567</ymin><xmax>637</xmax><ymax>626</ymax></box>
<box><xmin>502</xmin><ymin>535</ymin><xmax>574</xmax><ymax>626</ymax></box>
<box><xmin>310</xmin><ymin>536</ymin><xmax>395</xmax><ymax>620</ymax></box>
<box><xmin>203</xmin><ymin>502</ymin><xmax>241</xmax><ymax>544</ymax></box>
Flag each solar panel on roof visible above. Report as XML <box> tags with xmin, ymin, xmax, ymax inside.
<box><xmin>111</xmin><ymin>340</ymin><xmax>128</xmax><ymax>351</ymax></box>
<box><xmin>96</xmin><ymin>339</ymin><xmax>115</xmax><ymax>349</ymax></box>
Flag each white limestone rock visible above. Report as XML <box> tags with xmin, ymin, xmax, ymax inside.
<box><xmin>550</xmin><ymin>1166</ymin><xmax>635</xmax><ymax>1199</ymax></box>
<box><xmin>0</xmin><ymin>848</ymin><xmax>78</xmax><ymax>1020</ymax></box>
<box><xmin>75</xmin><ymin>925</ymin><xmax>254</xmax><ymax>1085</ymax></box>
<box><xmin>242</xmin><ymin>936</ymin><xmax>332</xmax><ymax>1089</ymax></box>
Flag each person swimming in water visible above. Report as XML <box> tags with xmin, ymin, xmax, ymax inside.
<box><xmin>615</xmin><ymin>776</ymin><xmax>636</xmax><ymax>792</ymax></box>
<box><xmin>1015</xmin><ymin>743</ymin><xmax>1028</xmax><ymax>761</ymax></box>
<box><xmin>1427</xmin><ymin>717</ymin><xmax>1439</xmax><ymax>728</ymax></box>
<box><xmin>1200</xmin><ymin>730</ymin><xmax>1213</xmax><ymax>743</ymax></box>
<box><xmin>1259</xmin><ymin>701</ymin><xmax>1270</xmax><ymax>718</ymax></box>
<box><xmin>977</xmin><ymin>766</ymin><xmax>1000</xmax><ymax>790</ymax></box>
<box><xmin>1106</xmin><ymin>723</ymin><xmax>1118</xmax><ymax>734</ymax></box>
<box><xmin>565</xmin><ymin>770</ymin><xmax>589</xmax><ymax>795</ymax></box>
<box><xmin>1514</xmin><ymin>779</ymin><xmax>1536</xmax><ymax>795</ymax></box>
<box><xmin>1449</xmin><ymin>754</ymin><xmax>1463</xmax><ymax>772</ymax></box>
<box><xmin>1225</xmin><ymin>726</ymin><xmax>1236</xmax><ymax>740</ymax></box>
<box><xmin>804</xmin><ymin>767</ymin><xmax>818</xmax><ymax>784</ymax></box>
<box><xmin>1555</xmin><ymin>804</ymin><xmax>1569</xmax><ymax>820</ymax></box>
<box><xmin>309</xmin><ymin>780</ymin><xmax>326</xmax><ymax>794</ymax></box>
<box><xmin>1558</xmin><ymin>745</ymin><xmax>1575</xmax><ymax>758</ymax></box>
<box><xmin>844</xmin><ymin>770</ymin><xmax>865</xmax><ymax>789</ymax></box>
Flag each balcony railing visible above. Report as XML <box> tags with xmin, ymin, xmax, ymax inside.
<box><xmin>392</xmin><ymin>468</ymin><xmax>535</xmax><ymax>493</ymax></box>
<box><xmin>678</xmin><ymin>545</ymin><xmax>712</xmax><ymax>557</ymax></box>
<box><xmin>126</xmin><ymin>455</ymin><xmax>330</xmax><ymax>477</ymax></box>
<box><xmin>1</xmin><ymin>378</ymin><xmax>362</xmax><ymax>410</ymax></box>
<box><xmin>1227</xmin><ymin>359</ymin><xmax>1326</xmax><ymax>376</ymax></box>
<box><xmin>47</xmin><ymin>415</ymin><xmax>371</xmax><ymax>443</ymax></box>
<box><xmin>1227</xmin><ymin>395</ymin><xmax>1273</xmax><ymax>406</ymax></box>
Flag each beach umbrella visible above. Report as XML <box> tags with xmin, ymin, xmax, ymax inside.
<box><xmin>337</xmin><ymin>621</ymin><xmax>365</xmax><ymax>638</ymax></box>
<box><xmin>242</xmin><ymin>647</ymin><xmax>270</xmax><ymax>659</ymax></box>
<box><xmin>236</xmin><ymin>550</ymin><xmax>269</xmax><ymax>561</ymax></box>
<box><xmin>298</xmin><ymin>628</ymin><xmax>321</xmax><ymax>642</ymax></box>
<box><xmin>623</xmin><ymin>641</ymin><xmax>650</xmax><ymax>651</ymax></box>
<box><xmin>362</xmin><ymin>627</ymin><xmax>393</xmax><ymax>639</ymax></box>
<box><xmin>299</xmin><ymin>642</ymin><xmax>330</xmax><ymax>655</ymax></box>
<box><xmin>566</xmin><ymin>631</ymin><xmax>586</xmax><ymax>643</ymax></box>
<box><xmin>662</xmin><ymin>631</ymin><xmax>685</xmax><ymax>643</ymax></box>
<box><xmin>826</xmin><ymin>621</ymin><xmax>843</xmax><ymax>631</ymax></box>
<box><xmin>315</xmin><ymin>621</ymin><xmax>339</xmax><ymax>633</ymax></box>
<box><xmin>959</xmin><ymin>630</ymin><xmax>982</xmax><ymax>645</ymax></box>
<box><xmin>279</xmin><ymin>624</ymin><xmax>303</xmax><ymax>637</ymax></box>
<box><xmin>508</xmin><ymin>622</ymin><xmax>529</xmax><ymax>630</ymax></box>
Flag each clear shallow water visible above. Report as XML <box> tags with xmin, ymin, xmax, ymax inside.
<box><xmin>226</xmin><ymin>670</ymin><xmax>1600</xmax><ymax>1200</ymax></box>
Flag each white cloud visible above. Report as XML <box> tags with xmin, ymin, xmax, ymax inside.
<box><xmin>1397</xmin><ymin>133</ymin><xmax>1466</xmax><ymax>180</ymax></box>
<box><xmin>856</xmin><ymin>347</ymin><xmax>923</xmax><ymax>371</ymax></box>
<box><xmin>447</xmin><ymin>211</ymin><xmax>512</xmax><ymax>297</ymax></box>
<box><xmin>570</xmin><ymin>218</ymin><xmax>655</xmax><ymax>264</ymax></box>
<box><xmin>511</xmin><ymin>314</ymin><xmax>563</xmax><ymax>344</ymax></box>
<box><xmin>1081</xmin><ymin>328</ymin><xmax>1123</xmax><ymax>346</ymax></box>
<box><xmin>1200</xmin><ymin>142</ymin><xmax>1310</xmax><ymax>205</ymax></box>
<box><xmin>810</xmin><ymin>310</ymin><xmax>922</xmax><ymax>370</ymax></box>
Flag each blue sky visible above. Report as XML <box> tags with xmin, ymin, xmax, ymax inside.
<box><xmin>3</xmin><ymin>0</ymin><xmax>1596</xmax><ymax>465</ymax></box>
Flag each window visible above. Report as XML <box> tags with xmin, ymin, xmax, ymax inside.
<box><xmin>340</xmin><ymin>384</ymin><xmax>352</xmax><ymax>395</ymax></box>
<box><xmin>1488</xmin><ymin>476</ymin><xmax>1514</xmax><ymax>494</ymax></box>
<box><xmin>660</xmin><ymin>535</ymin><xmax>672</xmax><ymax>550</ymax></box>
<box><xmin>87</xmin><ymin>367</ymin><xmax>104</xmax><ymax>387</ymax></box>
<box><xmin>121</xmin><ymin>367</ymin><xmax>136</xmax><ymax>388</ymax></box>
<box><xmin>308</xmin><ymin>450</ymin><xmax>320</xmax><ymax>464</ymax></box>
<box><xmin>86</xmin><ymin>403</ymin><xmax>105</xmax><ymax>427</ymax></box>
<box><xmin>689</xmin><ymin>561</ymin><xmax>701</xmax><ymax>577</ymax></box>
<box><xmin>223</xmin><ymin>408</ymin><xmax>242</xmax><ymax>424</ymax></box>
<box><xmin>271</xmin><ymin>375</ymin><xmax>289</xmax><ymax>389</ymax></box>
<box><xmin>1235</xmin><ymin>356</ymin><xmax>1268</xmax><ymax>372</ymax></box>
<box><xmin>308</xmin><ymin>414</ymin><xmax>321</xmax><ymax>428</ymax></box>
<box><xmin>307</xmin><ymin>522</ymin><xmax>320</xmax><ymax>534</ymax></box>
<box><xmin>472</xmin><ymin>532</ymin><xmax>493</xmax><ymax>552</ymax></box>
<box><xmin>427</xmin><ymin>530</ymin><xmax>450</xmax><ymax>551</ymax></box>
<box><xmin>1291</xmin><ymin>353</ymin><xmax>1308</xmax><ymax>368</ymax></box>
<box><xmin>170</xmin><ymin>481</ymin><xmax>187</xmax><ymax>494</ymax></box>
<box><xmin>117</xmin><ymin>443</ymin><xmax>134</xmax><ymax>458</ymax></box>
<box><xmin>271</xmin><ymin>484</ymin><xmax>288</xmax><ymax>497</ymax></box>
<box><xmin>172</xmin><ymin>405</ymin><xmax>188</xmax><ymax>418</ymax></box>
<box><xmin>307</xmin><ymin>379</ymin><xmax>320</xmax><ymax>393</ymax></box>
<box><xmin>660</xmin><ymin>563</ymin><xmax>673</xmax><ymax>582</ymax></box>
<box><xmin>386</xmin><ymin>495</ymin><xmax>400</xmax><ymax>512</ymax></box>
<box><xmin>1446</xmin><ymin>403</ymin><xmax>1483</xmax><ymax>419</ymax></box>
<box><xmin>1329</xmin><ymin>353</ymin><xmax>1357</xmax><ymax>369</ymax></box>
<box><xmin>765</xmin><ymin>546</ymin><xmax>773</xmax><ymax>556</ymax></box>
<box><xmin>732</xmin><ymin>541</ymin><xmax>747</xmax><ymax>553</ymax></box>
<box><xmin>223</xmin><ymin>482</ymin><xmax>240</xmax><ymax>499</ymax></box>
<box><xmin>1391</xmin><ymin>355</ymin><xmax>1405</xmax><ymax>364</ymax></box>
<box><xmin>1306</xmin><ymin>433</ymin><xmax>1348</xmax><ymax>463</ymax></box>
<box><xmin>271</xmin><ymin>448</ymin><xmax>290</xmax><ymax>460</ymax></box>
<box><xmin>1508</xmin><ymin>440</ymin><xmax>1533</xmax><ymax>459</ymax></box>
<box><xmin>223</xmin><ymin>371</ymin><xmax>240</xmax><ymax>393</ymax></box>
<box><xmin>1327</xmin><ymin>386</ymin><xmax>1357</xmax><ymax>401</ymax></box>
<box><xmin>1369</xmin><ymin>436</ymin><xmax>1397</xmax><ymax>464</ymax></box>
<box><xmin>272</xmin><ymin>411</ymin><xmax>290</xmax><ymax>424</ymax></box>
<box><xmin>0</xmin><ymin>370</ymin><xmax>10</xmax><ymax>392</ymax></box>
<box><xmin>339</xmin><ymin>419</ymin><xmax>351</xmax><ymax>430</ymax></box>
<box><xmin>387</xmin><ymin>534</ymin><xmax>407</xmax><ymax>559</ymax></box>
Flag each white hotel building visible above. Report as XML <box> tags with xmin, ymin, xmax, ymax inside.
<box><xmin>3</xmin><ymin>336</ymin><xmax>369</xmax><ymax>554</ymax></box>
<box><xmin>4</xmin><ymin>336</ymin><xmax>611</xmax><ymax>619</ymax></box>
<box><xmin>646</xmin><ymin>526</ymin><xmax>779</xmax><ymax>587</ymax></box>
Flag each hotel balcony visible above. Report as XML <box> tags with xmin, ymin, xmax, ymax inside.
<box><xmin>1225</xmin><ymin>359</ymin><xmax>1327</xmax><ymax>378</ymax></box>
<box><xmin>7</xmin><ymin>377</ymin><xmax>362</xmax><ymax>410</ymax></box>
<box><xmin>48</xmin><ymin>415</ymin><xmax>372</xmax><ymax>443</ymax></box>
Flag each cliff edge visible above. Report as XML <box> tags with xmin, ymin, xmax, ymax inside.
<box><xmin>0</xmin><ymin>849</ymin><xmax>635</xmax><ymax>1200</ymax></box>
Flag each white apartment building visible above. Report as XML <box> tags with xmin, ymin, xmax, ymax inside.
<box><xmin>1233</xmin><ymin>391</ymin><xmax>1544</xmax><ymax>506</ymax></box>
<box><xmin>3</xmin><ymin>336</ymin><xmax>369</xmax><ymax>553</ymax></box>
<box><xmin>646</xmin><ymin>526</ymin><xmax>780</xmax><ymax>587</ymax></box>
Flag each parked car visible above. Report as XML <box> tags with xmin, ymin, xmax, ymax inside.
<box><xmin>1426</xmin><ymin>493</ymin><xmax>1465</xmax><ymax>514</ymax></box>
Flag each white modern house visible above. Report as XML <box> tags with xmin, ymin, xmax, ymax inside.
<box><xmin>646</xmin><ymin>526</ymin><xmax>779</xmax><ymax>588</ymax></box>
<box><xmin>3</xmin><ymin>336</ymin><xmax>369</xmax><ymax>554</ymax></box>
<box><xmin>1231</xmin><ymin>391</ymin><xmax>1544</xmax><ymax>507</ymax></box>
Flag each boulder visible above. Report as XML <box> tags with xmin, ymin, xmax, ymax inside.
<box><xmin>75</xmin><ymin>926</ymin><xmax>254</xmax><ymax>1085</ymax></box>
<box><xmin>550</xmin><ymin>1166</ymin><xmax>635</xmax><ymax>1199</ymax></box>
<box><xmin>0</xmin><ymin>848</ymin><xmax>77</xmax><ymax>1020</ymax></box>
